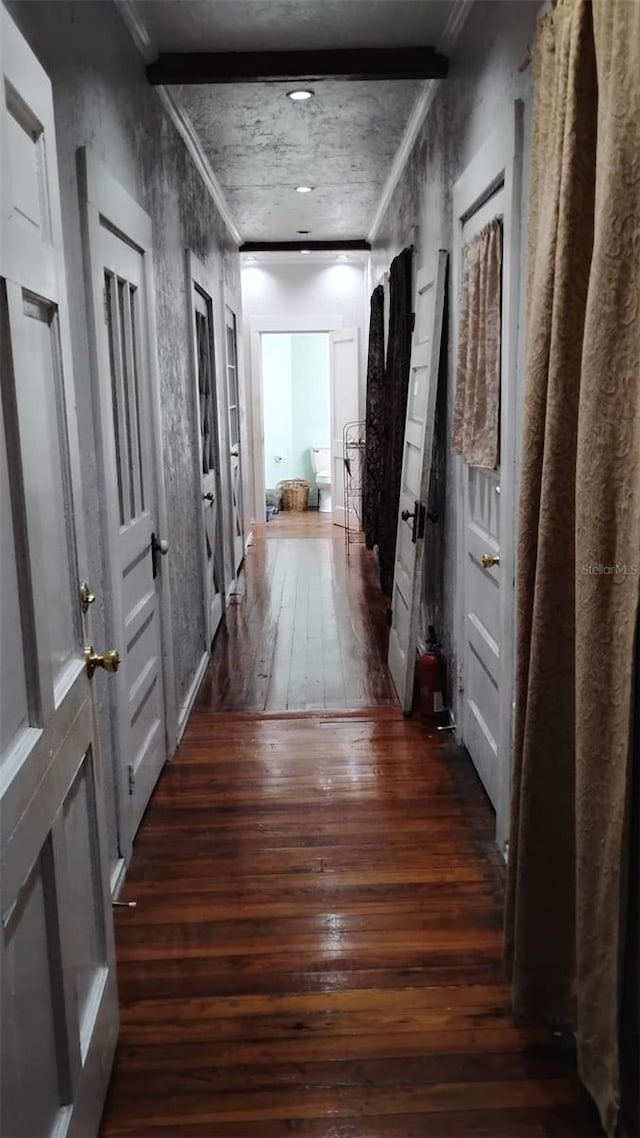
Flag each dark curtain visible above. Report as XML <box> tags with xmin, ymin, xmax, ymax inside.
<box><xmin>378</xmin><ymin>246</ymin><xmax>413</xmax><ymax>596</ymax></box>
<box><xmin>363</xmin><ymin>284</ymin><xmax>385</xmax><ymax>549</ymax></box>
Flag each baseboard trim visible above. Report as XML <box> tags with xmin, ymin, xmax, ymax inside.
<box><xmin>176</xmin><ymin>651</ymin><xmax>209</xmax><ymax>745</ymax></box>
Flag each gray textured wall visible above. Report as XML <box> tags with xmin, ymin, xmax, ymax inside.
<box><xmin>371</xmin><ymin>0</ymin><xmax>539</xmax><ymax>711</ymax></box>
<box><xmin>8</xmin><ymin>0</ymin><xmax>240</xmax><ymax>865</ymax></box>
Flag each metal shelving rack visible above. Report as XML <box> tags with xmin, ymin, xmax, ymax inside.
<box><xmin>342</xmin><ymin>420</ymin><xmax>366</xmax><ymax>563</ymax></box>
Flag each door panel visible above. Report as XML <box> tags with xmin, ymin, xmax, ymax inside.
<box><xmin>97</xmin><ymin>225</ymin><xmax>167</xmax><ymax>845</ymax></box>
<box><xmin>9</xmin><ymin>290</ymin><xmax>78</xmax><ymax>691</ymax></box>
<box><xmin>1</xmin><ymin>11</ymin><xmax>118</xmax><ymax>1137</ymax></box>
<box><xmin>388</xmin><ymin>253</ymin><xmax>447</xmax><ymax>711</ymax></box>
<box><xmin>458</xmin><ymin>184</ymin><xmax>505</xmax><ymax>811</ymax></box>
<box><xmin>462</xmin><ymin>464</ymin><xmax>501</xmax><ymax>805</ymax></box>
<box><xmin>193</xmin><ymin>285</ymin><xmax>224</xmax><ymax>644</ymax></box>
<box><xmin>224</xmin><ymin>303</ymin><xmax>244</xmax><ymax>575</ymax></box>
<box><xmin>329</xmin><ymin>328</ymin><xmax>360</xmax><ymax>528</ymax></box>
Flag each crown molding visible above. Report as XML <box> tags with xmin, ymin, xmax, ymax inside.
<box><xmin>112</xmin><ymin>0</ymin><xmax>243</xmax><ymax>245</ymax></box>
<box><xmin>113</xmin><ymin>0</ymin><xmax>154</xmax><ymax>62</ymax></box>
<box><xmin>367</xmin><ymin>0</ymin><xmax>475</xmax><ymax>244</ymax></box>
<box><xmin>156</xmin><ymin>87</ymin><xmax>243</xmax><ymax>244</ymax></box>
<box><xmin>440</xmin><ymin>0</ymin><xmax>475</xmax><ymax>48</ymax></box>
<box><xmin>366</xmin><ymin>79</ymin><xmax>438</xmax><ymax>244</ymax></box>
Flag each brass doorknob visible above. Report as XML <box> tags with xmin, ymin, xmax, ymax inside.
<box><xmin>401</xmin><ymin>509</ymin><xmax>415</xmax><ymax>522</ymax></box>
<box><xmin>231</xmin><ymin>448</ymin><xmax>239</xmax><ymax>458</ymax></box>
<box><xmin>85</xmin><ymin>646</ymin><xmax>120</xmax><ymax>679</ymax></box>
<box><xmin>481</xmin><ymin>553</ymin><xmax>500</xmax><ymax>569</ymax></box>
<box><xmin>203</xmin><ymin>491</ymin><xmax>214</xmax><ymax>502</ymax></box>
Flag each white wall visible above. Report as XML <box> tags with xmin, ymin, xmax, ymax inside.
<box><xmin>241</xmin><ymin>258</ymin><xmax>368</xmax><ymax>521</ymax></box>
<box><xmin>262</xmin><ymin>335</ymin><xmax>294</xmax><ymax>491</ymax></box>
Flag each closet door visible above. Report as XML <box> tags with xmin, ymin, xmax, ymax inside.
<box><xmin>224</xmin><ymin>302</ymin><xmax>245</xmax><ymax>575</ymax></box>
<box><xmin>192</xmin><ymin>274</ymin><xmax>224</xmax><ymax>645</ymax></box>
<box><xmin>388</xmin><ymin>252</ymin><xmax>447</xmax><ymax>711</ymax></box>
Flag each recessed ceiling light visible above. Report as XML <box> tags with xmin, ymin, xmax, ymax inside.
<box><xmin>295</xmin><ymin>185</ymin><xmax>314</xmax><ymax>194</ymax></box>
<box><xmin>287</xmin><ymin>89</ymin><xmax>314</xmax><ymax>102</ymax></box>
<box><xmin>245</xmin><ymin>256</ymin><xmax>257</xmax><ymax>264</ymax></box>
<box><xmin>300</xmin><ymin>249</ymin><xmax>311</xmax><ymax>255</ymax></box>
<box><xmin>337</xmin><ymin>254</ymin><xmax>348</xmax><ymax>262</ymax></box>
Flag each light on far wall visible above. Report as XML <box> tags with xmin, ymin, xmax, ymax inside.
<box><xmin>287</xmin><ymin>89</ymin><xmax>314</xmax><ymax>102</ymax></box>
<box><xmin>295</xmin><ymin>185</ymin><xmax>314</xmax><ymax>194</ymax></box>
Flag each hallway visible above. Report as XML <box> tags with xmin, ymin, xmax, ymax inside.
<box><xmin>99</xmin><ymin>530</ymin><xmax>597</xmax><ymax>1137</ymax></box>
<box><xmin>196</xmin><ymin>514</ymin><xmax>397</xmax><ymax>713</ymax></box>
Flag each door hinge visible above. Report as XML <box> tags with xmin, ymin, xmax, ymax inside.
<box><xmin>128</xmin><ymin>764</ymin><xmax>135</xmax><ymax>795</ymax></box>
<box><xmin>103</xmin><ymin>286</ymin><xmax>109</xmax><ymax>324</ymax></box>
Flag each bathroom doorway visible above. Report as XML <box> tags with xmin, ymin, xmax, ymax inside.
<box><xmin>250</xmin><ymin>320</ymin><xmax>361</xmax><ymax>529</ymax></box>
<box><xmin>262</xmin><ymin>331</ymin><xmax>331</xmax><ymax>516</ymax></box>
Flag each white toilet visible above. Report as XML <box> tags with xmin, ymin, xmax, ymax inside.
<box><xmin>310</xmin><ymin>446</ymin><xmax>332</xmax><ymax>513</ymax></box>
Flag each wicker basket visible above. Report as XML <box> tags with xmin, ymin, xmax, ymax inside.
<box><xmin>279</xmin><ymin>478</ymin><xmax>310</xmax><ymax>511</ymax></box>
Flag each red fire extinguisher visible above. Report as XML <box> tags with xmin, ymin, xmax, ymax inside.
<box><xmin>418</xmin><ymin>628</ymin><xmax>445</xmax><ymax>722</ymax></box>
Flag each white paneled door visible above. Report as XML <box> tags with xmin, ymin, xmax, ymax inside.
<box><xmin>453</xmin><ymin>106</ymin><xmax>523</xmax><ymax>841</ymax></box>
<box><xmin>191</xmin><ymin>271</ymin><xmax>224</xmax><ymax>646</ymax></box>
<box><xmin>79</xmin><ymin>152</ymin><xmax>169</xmax><ymax>857</ymax></box>
<box><xmin>1</xmin><ymin>11</ymin><xmax>118</xmax><ymax>1138</ymax></box>
<box><xmin>458</xmin><ymin>186</ymin><xmax>506</xmax><ymax>812</ymax></box>
<box><xmin>329</xmin><ymin>328</ymin><xmax>360</xmax><ymax>528</ymax></box>
<box><xmin>224</xmin><ymin>302</ymin><xmax>245</xmax><ymax>576</ymax></box>
<box><xmin>388</xmin><ymin>252</ymin><xmax>447</xmax><ymax>712</ymax></box>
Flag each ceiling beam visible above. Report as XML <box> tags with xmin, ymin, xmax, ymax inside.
<box><xmin>241</xmin><ymin>240</ymin><xmax>370</xmax><ymax>253</ymax></box>
<box><xmin>147</xmin><ymin>47</ymin><xmax>448</xmax><ymax>86</ymax></box>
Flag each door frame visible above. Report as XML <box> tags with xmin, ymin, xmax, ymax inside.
<box><xmin>185</xmin><ymin>253</ymin><xmax>226</xmax><ymax>675</ymax></box>
<box><xmin>77</xmin><ymin>148</ymin><xmax>177</xmax><ymax>862</ymax></box>
<box><xmin>221</xmin><ymin>284</ymin><xmax>248</xmax><ymax>590</ymax></box>
<box><xmin>249</xmin><ymin>315</ymin><xmax>344</xmax><ymax>524</ymax></box>
<box><xmin>452</xmin><ymin>101</ymin><xmax>524</xmax><ymax>849</ymax></box>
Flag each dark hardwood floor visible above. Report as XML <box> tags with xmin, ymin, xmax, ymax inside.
<box><xmin>195</xmin><ymin>512</ymin><xmax>397</xmax><ymax>713</ymax></box>
<box><xmin>100</xmin><ymin>513</ymin><xmax>598</xmax><ymax>1136</ymax></box>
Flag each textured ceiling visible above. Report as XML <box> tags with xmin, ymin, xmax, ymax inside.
<box><xmin>132</xmin><ymin>1</ymin><xmax>457</xmax><ymax>242</ymax></box>
<box><xmin>176</xmin><ymin>79</ymin><xmax>424</xmax><ymax>241</ymax></box>
<box><xmin>137</xmin><ymin>1</ymin><xmax>455</xmax><ymax>53</ymax></box>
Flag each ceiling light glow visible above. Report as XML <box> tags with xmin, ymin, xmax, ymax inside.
<box><xmin>300</xmin><ymin>249</ymin><xmax>311</xmax><ymax>255</ymax></box>
<box><xmin>287</xmin><ymin>89</ymin><xmax>314</xmax><ymax>102</ymax></box>
<box><xmin>295</xmin><ymin>185</ymin><xmax>314</xmax><ymax>194</ymax></box>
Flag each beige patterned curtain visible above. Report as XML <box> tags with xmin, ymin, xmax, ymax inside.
<box><xmin>506</xmin><ymin>1</ymin><xmax>640</xmax><ymax>1135</ymax></box>
<box><xmin>451</xmin><ymin>218</ymin><xmax>502</xmax><ymax>468</ymax></box>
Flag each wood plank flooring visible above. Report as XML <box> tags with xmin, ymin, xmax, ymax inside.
<box><xmin>100</xmin><ymin>713</ymin><xmax>598</xmax><ymax>1136</ymax></box>
<box><xmin>100</xmin><ymin>515</ymin><xmax>598</xmax><ymax>1136</ymax></box>
<box><xmin>195</xmin><ymin>512</ymin><xmax>396</xmax><ymax>713</ymax></box>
